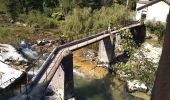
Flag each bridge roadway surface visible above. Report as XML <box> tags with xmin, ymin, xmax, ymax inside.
<box><xmin>22</xmin><ymin>22</ymin><xmax>143</xmax><ymax>98</ymax></box>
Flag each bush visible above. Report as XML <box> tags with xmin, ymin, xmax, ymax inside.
<box><xmin>92</xmin><ymin>5</ymin><xmax>129</xmax><ymax>31</ymax></box>
<box><xmin>118</xmin><ymin>29</ymin><xmax>137</xmax><ymax>56</ymax></box>
<box><xmin>59</xmin><ymin>7</ymin><xmax>93</xmax><ymax>36</ymax></box>
<box><xmin>43</xmin><ymin>7</ymin><xmax>54</xmax><ymax>17</ymax></box>
<box><xmin>59</xmin><ymin>5</ymin><xmax>131</xmax><ymax>40</ymax></box>
<box><xmin>51</xmin><ymin>12</ymin><xmax>65</xmax><ymax>20</ymax></box>
<box><xmin>22</xmin><ymin>11</ymin><xmax>58</xmax><ymax>28</ymax></box>
<box><xmin>146</xmin><ymin>21</ymin><xmax>166</xmax><ymax>39</ymax></box>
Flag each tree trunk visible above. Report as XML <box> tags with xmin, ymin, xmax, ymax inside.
<box><xmin>151</xmin><ymin>10</ymin><xmax>170</xmax><ymax>100</ymax></box>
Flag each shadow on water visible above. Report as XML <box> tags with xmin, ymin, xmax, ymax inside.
<box><xmin>74</xmin><ymin>73</ymin><xmax>144</xmax><ymax>100</ymax></box>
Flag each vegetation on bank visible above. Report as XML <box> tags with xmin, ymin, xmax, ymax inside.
<box><xmin>146</xmin><ymin>21</ymin><xmax>166</xmax><ymax>40</ymax></box>
<box><xmin>115</xmin><ymin>29</ymin><xmax>160</xmax><ymax>90</ymax></box>
<box><xmin>0</xmin><ymin>0</ymin><xmax>138</xmax><ymax>46</ymax></box>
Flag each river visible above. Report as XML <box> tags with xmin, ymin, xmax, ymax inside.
<box><xmin>74</xmin><ymin>70</ymin><xmax>144</xmax><ymax>100</ymax></box>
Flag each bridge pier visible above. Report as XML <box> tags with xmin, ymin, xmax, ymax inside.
<box><xmin>130</xmin><ymin>24</ymin><xmax>146</xmax><ymax>44</ymax></box>
<box><xmin>51</xmin><ymin>53</ymin><xmax>74</xmax><ymax>100</ymax></box>
<box><xmin>98</xmin><ymin>35</ymin><xmax>115</xmax><ymax>66</ymax></box>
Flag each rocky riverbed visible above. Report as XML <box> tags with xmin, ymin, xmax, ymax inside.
<box><xmin>72</xmin><ymin>48</ymin><xmax>151</xmax><ymax>100</ymax></box>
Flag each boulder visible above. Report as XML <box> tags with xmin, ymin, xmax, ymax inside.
<box><xmin>19</xmin><ymin>41</ymin><xmax>38</xmax><ymax>60</ymax></box>
<box><xmin>126</xmin><ymin>80</ymin><xmax>148</xmax><ymax>93</ymax></box>
<box><xmin>0</xmin><ymin>44</ymin><xmax>27</xmax><ymax>64</ymax></box>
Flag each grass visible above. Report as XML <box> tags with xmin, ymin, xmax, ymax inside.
<box><xmin>145</xmin><ymin>39</ymin><xmax>161</xmax><ymax>48</ymax></box>
<box><xmin>0</xmin><ymin>22</ymin><xmax>60</xmax><ymax>47</ymax></box>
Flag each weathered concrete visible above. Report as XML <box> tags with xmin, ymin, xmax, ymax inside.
<box><xmin>115</xmin><ymin>33</ymin><xmax>121</xmax><ymax>51</ymax></box>
<box><xmin>51</xmin><ymin>53</ymin><xmax>74</xmax><ymax>100</ymax></box>
<box><xmin>130</xmin><ymin>25</ymin><xmax>146</xmax><ymax>44</ymax></box>
<box><xmin>50</xmin><ymin>65</ymin><xmax>65</xmax><ymax>100</ymax></box>
<box><xmin>98</xmin><ymin>35</ymin><xmax>115</xmax><ymax>64</ymax></box>
<box><xmin>62</xmin><ymin>53</ymin><xmax>74</xmax><ymax>99</ymax></box>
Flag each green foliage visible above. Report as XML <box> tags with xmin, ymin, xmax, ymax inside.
<box><xmin>146</xmin><ymin>21</ymin><xmax>166</xmax><ymax>39</ymax></box>
<box><xmin>59</xmin><ymin>5</ymin><xmax>130</xmax><ymax>39</ymax></box>
<box><xmin>128</xmin><ymin>0</ymin><xmax>138</xmax><ymax>10</ymax></box>
<box><xmin>116</xmin><ymin>28</ymin><xmax>157</xmax><ymax>88</ymax></box>
<box><xmin>5</xmin><ymin>0</ymin><xmax>20</xmax><ymax>21</ymax></box>
<box><xmin>22</xmin><ymin>11</ymin><xmax>58</xmax><ymax>28</ymax></box>
<box><xmin>116</xmin><ymin>0</ymin><xmax>138</xmax><ymax>10</ymax></box>
<box><xmin>43</xmin><ymin>0</ymin><xmax>59</xmax><ymax>7</ymax></box>
<box><xmin>60</xmin><ymin>7</ymin><xmax>93</xmax><ymax>36</ymax></box>
<box><xmin>0</xmin><ymin>0</ymin><xmax>6</xmax><ymax>12</ymax></box>
<box><xmin>131</xmin><ymin>50</ymin><xmax>156</xmax><ymax>88</ymax></box>
<box><xmin>59</xmin><ymin>0</ymin><xmax>72</xmax><ymax>14</ymax></box>
<box><xmin>118</xmin><ymin>29</ymin><xmax>137</xmax><ymax>56</ymax></box>
<box><xmin>93</xmin><ymin>5</ymin><xmax>130</xmax><ymax>30</ymax></box>
<box><xmin>51</xmin><ymin>12</ymin><xmax>65</xmax><ymax>20</ymax></box>
<box><xmin>43</xmin><ymin>7</ymin><xmax>54</xmax><ymax>17</ymax></box>
<box><xmin>115</xmin><ymin>49</ymin><xmax>156</xmax><ymax>88</ymax></box>
<box><xmin>0</xmin><ymin>27</ymin><xmax>20</xmax><ymax>46</ymax></box>
<box><xmin>26</xmin><ymin>0</ymin><xmax>44</xmax><ymax>11</ymax></box>
<box><xmin>115</xmin><ymin>28</ymin><xmax>157</xmax><ymax>88</ymax></box>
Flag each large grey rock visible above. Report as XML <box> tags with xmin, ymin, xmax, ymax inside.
<box><xmin>19</xmin><ymin>41</ymin><xmax>38</xmax><ymax>60</ymax></box>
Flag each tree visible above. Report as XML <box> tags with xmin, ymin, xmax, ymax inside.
<box><xmin>100</xmin><ymin>0</ymin><xmax>113</xmax><ymax>7</ymax></box>
<box><xmin>5</xmin><ymin>0</ymin><xmax>20</xmax><ymax>21</ymax></box>
<box><xmin>43</xmin><ymin>0</ymin><xmax>59</xmax><ymax>7</ymax></box>
<box><xmin>59</xmin><ymin>0</ymin><xmax>72</xmax><ymax>14</ymax></box>
<box><xmin>117</xmin><ymin>0</ymin><xmax>137</xmax><ymax>10</ymax></box>
<box><xmin>72</xmin><ymin>0</ymin><xmax>84</xmax><ymax>8</ymax></box>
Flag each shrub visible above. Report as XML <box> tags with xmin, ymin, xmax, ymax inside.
<box><xmin>118</xmin><ymin>29</ymin><xmax>138</xmax><ymax>56</ymax></box>
<box><xmin>43</xmin><ymin>7</ymin><xmax>54</xmax><ymax>17</ymax></box>
<box><xmin>59</xmin><ymin>5</ymin><xmax>131</xmax><ymax>40</ymax></box>
<box><xmin>146</xmin><ymin>21</ymin><xmax>166</xmax><ymax>39</ymax></box>
<box><xmin>51</xmin><ymin>12</ymin><xmax>65</xmax><ymax>20</ymax></box>
<box><xmin>22</xmin><ymin>11</ymin><xmax>58</xmax><ymax>28</ymax></box>
<box><xmin>59</xmin><ymin>7</ymin><xmax>93</xmax><ymax>36</ymax></box>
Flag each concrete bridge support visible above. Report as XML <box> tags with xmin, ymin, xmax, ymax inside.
<box><xmin>98</xmin><ymin>35</ymin><xmax>115</xmax><ymax>65</ymax></box>
<box><xmin>51</xmin><ymin>53</ymin><xmax>74</xmax><ymax>100</ymax></box>
<box><xmin>130</xmin><ymin>25</ymin><xmax>146</xmax><ymax>44</ymax></box>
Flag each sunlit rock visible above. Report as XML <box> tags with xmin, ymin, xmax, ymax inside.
<box><xmin>134</xmin><ymin>43</ymin><xmax>162</xmax><ymax>65</ymax></box>
<box><xmin>126</xmin><ymin>80</ymin><xmax>148</xmax><ymax>93</ymax></box>
<box><xmin>0</xmin><ymin>44</ymin><xmax>27</xmax><ymax>64</ymax></box>
<box><xmin>19</xmin><ymin>41</ymin><xmax>38</xmax><ymax>60</ymax></box>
